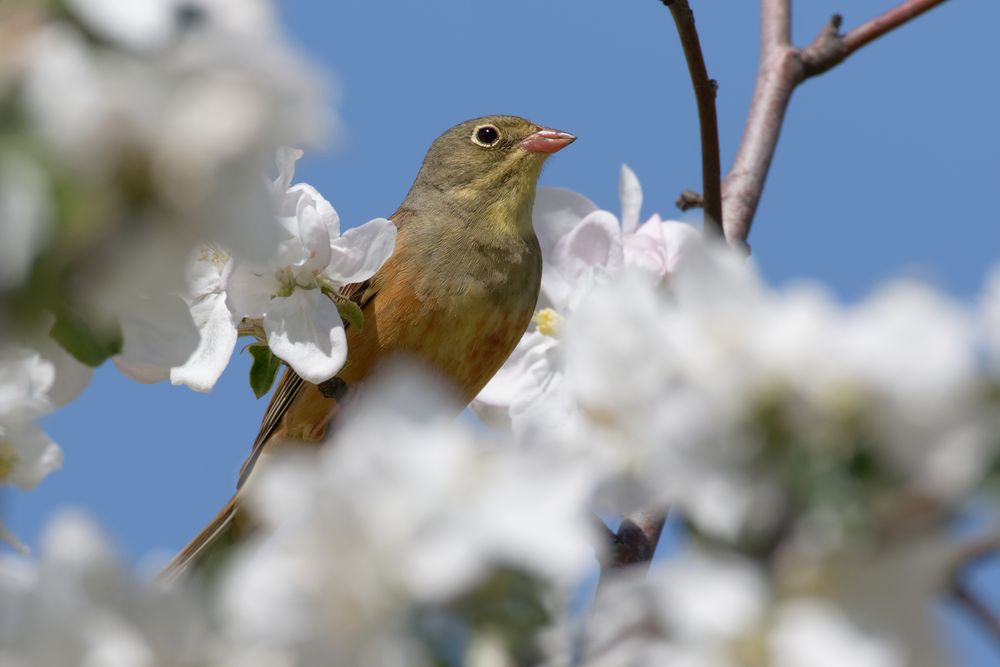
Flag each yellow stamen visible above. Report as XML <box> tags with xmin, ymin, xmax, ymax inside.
<box><xmin>533</xmin><ymin>308</ymin><xmax>563</xmax><ymax>338</ymax></box>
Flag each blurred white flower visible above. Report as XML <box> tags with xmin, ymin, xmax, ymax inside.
<box><xmin>556</xmin><ymin>233</ymin><xmax>994</xmax><ymax>538</ymax></box>
<box><xmin>619</xmin><ymin>164</ymin><xmax>700</xmax><ymax>281</ymax></box>
<box><xmin>473</xmin><ymin>165</ymin><xmax>696</xmax><ymax>433</ymax></box>
<box><xmin>0</xmin><ymin>342</ymin><xmax>91</xmax><ymax>550</ymax></box>
<box><xmin>227</xmin><ymin>148</ymin><xmax>396</xmax><ymax>384</ymax></box>
<box><xmin>0</xmin><ymin>155</ymin><xmax>51</xmax><ymax>289</ymax></box>
<box><xmin>583</xmin><ymin>549</ymin><xmax>767</xmax><ymax>667</ymax></box>
<box><xmin>770</xmin><ymin>600</ymin><xmax>904</xmax><ymax>667</ymax></box>
<box><xmin>114</xmin><ymin>244</ymin><xmax>237</xmax><ymax>391</ymax></box>
<box><xmin>0</xmin><ymin>350</ymin><xmax>61</xmax><ymax>493</ymax></box>
<box><xmin>0</xmin><ymin>511</ymin><xmax>230</xmax><ymax>666</ymax></box>
<box><xmin>21</xmin><ymin>7</ymin><xmax>324</xmax><ymax>258</ymax></box>
<box><xmin>66</xmin><ymin>0</ymin><xmax>276</xmax><ymax>53</ymax></box>
<box><xmin>224</xmin><ymin>370</ymin><xmax>595</xmax><ymax>663</ymax></box>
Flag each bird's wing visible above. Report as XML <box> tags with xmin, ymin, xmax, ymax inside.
<box><xmin>236</xmin><ymin>276</ymin><xmax>380</xmax><ymax>490</ymax></box>
<box><xmin>234</xmin><ymin>208</ymin><xmax>416</xmax><ymax>490</ymax></box>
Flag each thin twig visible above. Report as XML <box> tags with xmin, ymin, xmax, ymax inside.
<box><xmin>949</xmin><ymin>537</ymin><xmax>1000</xmax><ymax>643</ymax></box>
<box><xmin>598</xmin><ymin>508</ymin><xmax>668</xmax><ymax>576</ymax></box>
<box><xmin>722</xmin><ymin>0</ymin><xmax>950</xmax><ymax>245</ymax></box>
<box><xmin>662</xmin><ymin>0</ymin><xmax>723</xmax><ymax>238</ymax></box>
<box><xmin>675</xmin><ymin>189</ymin><xmax>704</xmax><ymax>211</ymax></box>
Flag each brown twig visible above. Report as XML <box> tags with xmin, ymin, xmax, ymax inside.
<box><xmin>598</xmin><ymin>508</ymin><xmax>667</xmax><ymax>578</ymax></box>
<box><xmin>721</xmin><ymin>0</ymin><xmax>950</xmax><ymax>245</ymax></box>
<box><xmin>662</xmin><ymin>0</ymin><xmax>723</xmax><ymax>238</ymax></box>
<box><xmin>675</xmin><ymin>189</ymin><xmax>704</xmax><ymax>211</ymax></box>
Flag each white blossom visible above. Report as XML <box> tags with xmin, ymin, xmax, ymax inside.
<box><xmin>0</xmin><ymin>512</ymin><xmax>230</xmax><ymax>667</ymax></box>
<box><xmin>223</xmin><ymin>369</ymin><xmax>595</xmax><ymax>663</ymax></box>
<box><xmin>0</xmin><ymin>155</ymin><xmax>51</xmax><ymax>289</ymax></box>
<box><xmin>770</xmin><ymin>600</ymin><xmax>904</xmax><ymax>667</ymax></box>
<box><xmin>473</xmin><ymin>165</ymin><xmax>696</xmax><ymax>434</ymax></box>
<box><xmin>227</xmin><ymin>148</ymin><xmax>395</xmax><ymax>384</ymax></box>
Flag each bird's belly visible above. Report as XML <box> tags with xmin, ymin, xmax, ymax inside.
<box><xmin>339</xmin><ymin>274</ymin><xmax>537</xmax><ymax>403</ymax></box>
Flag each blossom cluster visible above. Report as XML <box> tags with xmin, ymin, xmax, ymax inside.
<box><xmin>2</xmin><ymin>3</ymin><xmax>1000</xmax><ymax>662</ymax></box>
<box><xmin>0</xmin><ymin>0</ymin><xmax>396</xmax><ymax>542</ymax></box>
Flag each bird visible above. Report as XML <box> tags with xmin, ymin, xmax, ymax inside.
<box><xmin>165</xmin><ymin>115</ymin><xmax>576</xmax><ymax>577</ymax></box>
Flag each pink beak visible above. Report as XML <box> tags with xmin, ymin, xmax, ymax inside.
<box><xmin>519</xmin><ymin>128</ymin><xmax>577</xmax><ymax>154</ymax></box>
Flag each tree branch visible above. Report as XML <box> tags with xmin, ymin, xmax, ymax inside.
<box><xmin>949</xmin><ymin>537</ymin><xmax>1000</xmax><ymax>644</ymax></box>
<box><xmin>662</xmin><ymin>0</ymin><xmax>723</xmax><ymax>238</ymax></box>
<box><xmin>721</xmin><ymin>0</ymin><xmax>950</xmax><ymax>245</ymax></box>
<box><xmin>598</xmin><ymin>508</ymin><xmax>667</xmax><ymax>575</ymax></box>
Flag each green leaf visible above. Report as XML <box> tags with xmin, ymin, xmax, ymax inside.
<box><xmin>49</xmin><ymin>310</ymin><xmax>122</xmax><ymax>367</ymax></box>
<box><xmin>248</xmin><ymin>345</ymin><xmax>282</xmax><ymax>399</ymax></box>
<box><xmin>336</xmin><ymin>299</ymin><xmax>364</xmax><ymax>330</ymax></box>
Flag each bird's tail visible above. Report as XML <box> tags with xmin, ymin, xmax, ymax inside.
<box><xmin>161</xmin><ymin>494</ymin><xmax>247</xmax><ymax>582</ymax></box>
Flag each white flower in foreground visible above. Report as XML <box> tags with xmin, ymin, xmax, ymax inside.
<box><xmin>227</xmin><ymin>148</ymin><xmax>396</xmax><ymax>383</ymax></box>
<box><xmin>0</xmin><ymin>343</ymin><xmax>90</xmax><ymax>550</ymax></box>
<box><xmin>0</xmin><ymin>350</ymin><xmax>61</xmax><ymax>492</ymax></box>
<box><xmin>582</xmin><ymin>549</ymin><xmax>767</xmax><ymax>667</ymax></box>
<box><xmin>114</xmin><ymin>244</ymin><xmax>237</xmax><ymax>392</ymax></box>
<box><xmin>0</xmin><ymin>511</ymin><xmax>231</xmax><ymax>667</ymax></box>
<box><xmin>66</xmin><ymin>0</ymin><xmax>275</xmax><ymax>53</ymax></box>
<box><xmin>770</xmin><ymin>600</ymin><xmax>904</xmax><ymax>667</ymax></box>
<box><xmin>558</xmin><ymin>234</ymin><xmax>993</xmax><ymax>537</ymax></box>
<box><xmin>0</xmin><ymin>155</ymin><xmax>51</xmax><ymax>289</ymax></box>
<box><xmin>224</xmin><ymin>371</ymin><xmax>595</xmax><ymax>663</ymax></box>
<box><xmin>473</xmin><ymin>165</ymin><xmax>696</xmax><ymax>432</ymax></box>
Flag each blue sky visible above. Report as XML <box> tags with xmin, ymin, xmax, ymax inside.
<box><xmin>6</xmin><ymin>1</ymin><xmax>1000</xmax><ymax>662</ymax></box>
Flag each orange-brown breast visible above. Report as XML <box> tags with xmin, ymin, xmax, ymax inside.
<box><xmin>277</xmin><ymin>218</ymin><xmax>541</xmax><ymax>442</ymax></box>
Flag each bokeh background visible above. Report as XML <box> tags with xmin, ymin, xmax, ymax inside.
<box><xmin>6</xmin><ymin>1</ymin><xmax>999</xmax><ymax>662</ymax></box>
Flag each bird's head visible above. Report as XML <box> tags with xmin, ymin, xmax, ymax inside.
<box><xmin>405</xmin><ymin>115</ymin><xmax>575</xmax><ymax>231</ymax></box>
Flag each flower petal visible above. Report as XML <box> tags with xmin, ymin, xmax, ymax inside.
<box><xmin>264</xmin><ymin>289</ymin><xmax>347</xmax><ymax>383</ymax></box>
<box><xmin>118</xmin><ymin>293</ymin><xmax>200</xmax><ymax>371</ymax></box>
<box><xmin>322</xmin><ymin>218</ymin><xmax>397</xmax><ymax>286</ymax></box>
<box><xmin>170</xmin><ymin>292</ymin><xmax>239</xmax><ymax>392</ymax></box>
<box><xmin>473</xmin><ymin>332</ymin><xmax>555</xmax><ymax>418</ymax></box>
<box><xmin>0</xmin><ymin>421</ymin><xmax>62</xmax><ymax>490</ymax></box>
<box><xmin>273</xmin><ymin>146</ymin><xmax>304</xmax><ymax>198</ymax></box>
<box><xmin>619</xmin><ymin>164</ymin><xmax>643</xmax><ymax>234</ymax></box>
<box><xmin>292</xmin><ymin>194</ymin><xmax>332</xmax><ymax>275</ymax></box>
<box><xmin>226</xmin><ymin>261</ymin><xmax>278</xmax><ymax>318</ymax></box>
<box><xmin>543</xmin><ymin>210</ymin><xmax>623</xmax><ymax>310</ymax></box>
<box><xmin>533</xmin><ymin>187</ymin><xmax>599</xmax><ymax>262</ymax></box>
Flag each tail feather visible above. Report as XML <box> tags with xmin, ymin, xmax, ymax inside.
<box><xmin>161</xmin><ymin>495</ymin><xmax>245</xmax><ymax>582</ymax></box>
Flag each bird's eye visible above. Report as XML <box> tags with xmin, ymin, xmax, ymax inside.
<box><xmin>473</xmin><ymin>125</ymin><xmax>501</xmax><ymax>147</ymax></box>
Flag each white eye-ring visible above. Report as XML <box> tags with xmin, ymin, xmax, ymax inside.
<box><xmin>472</xmin><ymin>124</ymin><xmax>501</xmax><ymax>147</ymax></box>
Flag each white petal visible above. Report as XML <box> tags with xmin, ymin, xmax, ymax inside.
<box><xmin>170</xmin><ymin>292</ymin><xmax>239</xmax><ymax>392</ymax></box>
<box><xmin>0</xmin><ymin>156</ymin><xmax>51</xmax><ymax>289</ymax></box>
<box><xmin>112</xmin><ymin>357</ymin><xmax>171</xmax><ymax>384</ymax></box>
<box><xmin>185</xmin><ymin>245</ymin><xmax>231</xmax><ymax>299</ymax></box>
<box><xmin>543</xmin><ymin>210</ymin><xmax>624</xmax><ymax>310</ymax></box>
<box><xmin>118</xmin><ymin>293</ymin><xmax>200</xmax><ymax>371</ymax></box>
<box><xmin>624</xmin><ymin>218</ymin><xmax>700</xmax><ymax>279</ymax></box>
<box><xmin>292</xmin><ymin>194</ymin><xmax>332</xmax><ymax>275</ymax></box>
<box><xmin>0</xmin><ymin>421</ymin><xmax>63</xmax><ymax>490</ymax></box>
<box><xmin>264</xmin><ymin>290</ymin><xmax>347</xmax><ymax>384</ymax></box>
<box><xmin>322</xmin><ymin>218</ymin><xmax>396</xmax><ymax>285</ymax></box>
<box><xmin>618</xmin><ymin>164</ymin><xmax>643</xmax><ymax>234</ymax></box>
<box><xmin>473</xmin><ymin>333</ymin><xmax>555</xmax><ymax>415</ymax></box>
<box><xmin>273</xmin><ymin>146</ymin><xmax>304</xmax><ymax>197</ymax></box>
<box><xmin>0</xmin><ymin>350</ymin><xmax>54</xmax><ymax>423</ymax></box>
<box><xmin>66</xmin><ymin>0</ymin><xmax>176</xmax><ymax>52</ymax></box>
<box><xmin>32</xmin><ymin>335</ymin><xmax>93</xmax><ymax>408</ymax></box>
<box><xmin>532</xmin><ymin>187</ymin><xmax>599</xmax><ymax>262</ymax></box>
<box><xmin>292</xmin><ymin>182</ymin><xmax>340</xmax><ymax>240</ymax></box>
<box><xmin>226</xmin><ymin>261</ymin><xmax>279</xmax><ymax>318</ymax></box>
